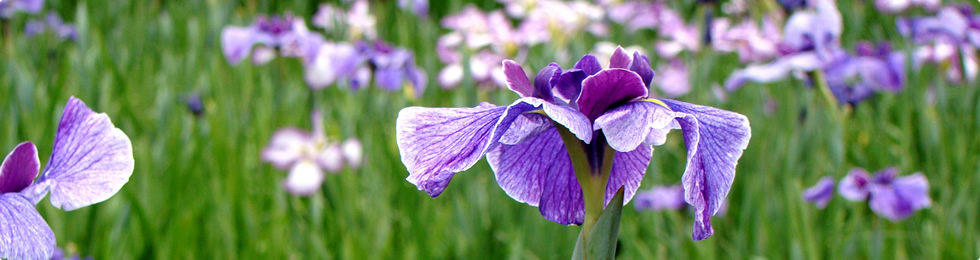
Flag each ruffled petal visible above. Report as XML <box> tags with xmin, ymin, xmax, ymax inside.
<box><xmin>802</xmin><ymin>176</ymin><xmax>835</xmax><ymax>209</ymax></box>
<box><xmin>838</xmin><ymin>168</ymin><xmax>871</xmax><ymax>201</ymax></box>
<box><xmin>261</xmin><ymin>128</ymin><xmax>313</xmax><ymax>171</ymax></box>
<box><xmin>605</xmin><ymin>145</ymin><xmax>653</xmax><ymax>206</ymax></box>
<box><xmin>594</xmin><ymin>100</ymin><xmax>677</xmax><ymax>152</ymax></box>
<box><xmin>659</xmin><ymin>99</ymin><xmax>751</xmax><ymax>240</ymax></box>
<box><xmin>556</xmin><ymin>69</ymin><xmax>587</xmax><ymax>104</ymax></box>
<box><xmin>396</xmin><ymin>101</ymin><xmax>534</xmax><ymax>197</ymax></box>
<box><xmin>628</xmin><ymin>52</ymin><xmax>655</xmax><ymax>88</ymax></box>
<box><xmin>0</xmin><ymin>193</ymin><xmax>56</xmax><ymax>260</ymax></box>
<box><xmin>283</xmin><ymin>160</ymin><xmax>325</xmax><ymax>196</ymax></box>
<box><xmin>35</xmin><ymin>97</ymin><xmax>135</xmax><ymax>211</ymax></box>
<box><xmin>220</xmin><ymin>26</ymin><xmax>256</xmax><ymax>65</ymax></box>
<box><xmin>1</xmin><ymin>142</ymin><xmax>40</xmax><ymax>194</ymax></box>
<box><xmin>577</xmin><ymin>69</ymin><xmax>649</xmax><ymax>121</ymax></box>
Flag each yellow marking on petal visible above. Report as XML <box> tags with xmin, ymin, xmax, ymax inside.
<box><xmin>639</xmin><ymin>98</ymin><xmax>670</xmax><ymax>109</ymax></box>
<box><xmin>404</xmin><ymin>82</ymin><xmax>416</xmax><ymax>100</ymax></box>
<box><xmin>525</xmin><ymin>109</ymin><xmax>546</xmax><ymax>115</ymax></box>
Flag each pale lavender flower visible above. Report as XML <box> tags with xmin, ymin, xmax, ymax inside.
<box><xmin>655</xmin><ymin>6</ymin><xmax>701</xmax><ymax>58</ymax></box>
<box><xmin>23</xmin><ymin>13</ymin><xmax>77</xmax><ymax>41</ymax></box>
<box><xmin>653</xmin><ymin>59</ymin><xmax>691</xmax><ymax>98</ymax></box>
<box><xmin>0</xmin><ymin>97</ymin><xmax>134</xmax><ymax>259</ymax></box>
<box><xmin>802</xmin><ymin>176</ymin><xmax>835</xmax><ymax>208</ymax></box>
<box><xmin>221</xmin><ymin>14</ymin><xmax>324</xmax><ymax>65</ymax></box>
<box><xmin>396</xmin><ymin>47</ymin><xmax>751</xmax><ymax>240</ymax></box>
<box><xmin>0</xmin><ymin>0</ymin><xmax>43</xmax><ymax>18</ymax></box>
<box><xmin>304</xmin><ymin>41</ymin><xmax>366</xmax><ymax>90</ymax></box>
<box><xmin>262</xmin><ymin>111</ymin><xmax>360</xmax><ymax>196</ymax></box>
<box><xmin>369</xmin><ymin>41</ymin><xmax>427</xmax><ymax>96</ymax></box>
<box><xmin>634</xmin><ymin>185</ymin><xmax>686</xmax><ymax>211</ymax></box>
<box><xmin>875</xmin><ymin>0</ymin><xmax>940</xmax><ymax>14</ymax></box>
<box><xmin>899</xmin><ymin>6</ymin><xmax>979</xmax><ymax>83</ymax></box>
<box><xmin>398</xmin><ymin>0</ymin><xmax>428</xmax><ymax>17</ymax></box>
<box><xmin>710</xmin><ymin>17</ymin><xmax>782</xmax><ymax>63</ymax></box>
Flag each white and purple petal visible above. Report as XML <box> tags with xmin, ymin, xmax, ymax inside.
<box><xmin>220</xmin><ymin>26</ymin><xmax>256</xmax><ymax>65</ymax></box>
<box><xmin>838</xmin><ymin>168</ymin><xmax>871</xmax><ymax>201</ymax></box>
<box><xmin>658</xmin><ymin>99</ymin><xmax>751</xmax><ymax>240</ymax></box>
<box><xmin>33</xmin><ymin>97</ymin><xmax>135</xmax><ymax>211</ymax></box>
<box><xmin>1</xmin><ymin>142</ymin><xmax>40</xmax><ymax>194</ymax></box>
<box><xmin>868</xmin><ymin>173</ymin><xmax>931</xmax><ymax>221</ymax></box>
<box><xmin>283</xmin><ymin>160</ymin><xmax>325</xmax><ymax>196</ymax></box>
<box><xmin>0</xmin><ymin>193</ymin><xmax>56</xmax><ymax>260</ymax></box>
<box><xmin>261</xmin><ymin>128</ymin><xmax>313</xmax><ymax>171</ymax></box>
<box><xmin>593</xmin><ymin>100</ymin><xmax>678</xmax><ymax>152</ymax></box>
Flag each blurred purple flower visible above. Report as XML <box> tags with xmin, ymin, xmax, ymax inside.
<box><xmin>802</xmin><ymin>176</ymin><xmax>835</xmax><ymax>208</ymax></box>
<box><xmin>23</xmin><ymin>13</ymin><xmax>77</xmax><ymax>41</ymax></box>
<box><xmin>304</xmin><ymin>41</ymin><xmax>366</xmax><ymax>90</ymax></box>
<box><xmin>398</xmin><ymin>0</ymin><xmax>428</xmax><ymax>18</ymax></box>
<box><xmin>711</xmin><ymin>17</ymin><xmax>782</xmax><ymax>63</ymax></box>
<box><xmin>875</xmin><ymin>0</ymin><xmax>940</xmax><ymax>14</ymax></box>
<box><xmin>634</xmin><ymin>184</ymin><xmax>686</xmax><ymax>211</ymax></box>
<box><xmin>369</xmin><ymin>41</ymin><xmax>427</xmax><ymax>96</ymax></box>
<box><xmin>0</xmin><ymin>97</ymin><xmax>134</xmax><ymax>260</ymax></box>
<box><xmin>839</xmin><ymin>167</ymin><xmax>931</xmax><ymax>221</ymax></box>
<box><xmin>0</xmin><ymin>0</ymin><xmax>43</xmax><ymax>18</ymax></box>
<box><xmin>899</xmin><ymin>6</ymin><xmax>979</xmax><ymax>83</ymax></box>
<box><xmin>653</xmin><ymin>59</ymin><xmax>691</xmax><ymax>98</ymax></box>
<box><xmin>185</xmin><ymin>93</ymin><xmax>205</xmax><ymax>117</ymax></box>
<box><xmin>396</xmin><ymin>46</ymin><xmax>751</xmax><ymax>240</ymax></box>
<box><xmin>221</xmin><ymin>14</ymin><xmax>324</xmax><ymax>65</ymax></box>
<box><xmin>262</xmin><ymin>111</ymin><xmax>360</xmax><ymax>196</ymax></box>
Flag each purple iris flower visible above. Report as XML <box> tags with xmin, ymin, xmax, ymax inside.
<box><xmin>634</xmin><ymin>184</ymin><xmax>686</xmax><ymax>211</ymax></box>
<box><xmin>24</xmin><ymin>13</ymin><xmax>77</xmax><ymax>41</ymax></box>
<box><xmin>369</xmin><ymin>41</ymin><xmax>427</xmax><ymax>96</ymax></box>
<box><xmin>221</xmin><ymin>14</ymin><xmax>324</xmax><ymax>65</ymax></box>
<box><xmin>0</xmin><ymin>0</ymin><xmax>43</xmax><ymax>18</ymax></box>
<box><xmin>838</xmin><ymin>167</ymin><xmax>931</xmax><ymax>221</ymax></box>
<box><xmin>398</xmin><ymin>0</ymin><xmax>428</xmax><ymax>18</ymax></box>
<box><xmin>710</xmin><ymin>17</ymin><xmax>782</xmax><ymax>63</ymax></box>
<box><xmin>899</xmin><ymin>6</ymin><xmax>980</xmax><ymax>83</ymax></box>
<box><xmin>802</xmin><ymin>176</ymin><xmax>835</xmax><ymax>209</ymax></box>
<box><xmin>396</xmin><ymin>47</ymin><xmax>751</xmax><ymax>240</ymax></box>
<box><xmin>875</xmin><ymin>0</ymin><xmax>939</xmax><ymax>14</ymax></box>
<box><xmin>262</xmin><ymin>111</ymin><xmax>361</xmax><ymax>196</ymax></box>
<box><xmin>304</xmin><ymin>41</ymin><xmax>367</xmax><ymax>90</ymax></box>
<box><xmin>0</xmin><ymin>97</ymin><xmax>134</xmax><ymax>260</ymax></box>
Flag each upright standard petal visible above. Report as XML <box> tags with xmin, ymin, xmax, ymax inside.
<box><xmin>396</xmin><ymin>101</ymin><xmax>533</xmax><ymax>197</ymax></box>
<box><xmin>503</xmin><ymin>60</ymin><xmax>533</xmax><ymax>97</ymax></box>
<box><xmin>577</xmin><ymin>69</ymin><xmax>649</xmax><ymax>121</ymax></box>
<box><xmin>838</xmin><ymin>168</ymin><xmax>871</xmax><ymax>201</ymax></box>
<box><xmin>628</xmin><ymin>52</ymin><xmax>655</xmax><ymax>87</ymax></box>
<box><xmin>532</xmin><ymin>63</ymin><xmax>560</xmax><ymax>102</ymax></box>
<box><xmin>35</xmin><ymin>97</ymin><xmax>135</xmax><ymax>211</ymax></box>
<box><xmin>0</xmin><ymin>193</ymin><xmax>56</xmax><ymax>260</ymax></box>
<box><xmin>659</xmin><ymin>99</ymin><xmax>751</xmax><ymax>240</ymax></box>
<box><xmin>802</xmin><ymin>176</ymin><xmax>835</xmax><ymax>209</ymax></box>
<box><xmin>574</xmin><ymin>55</ymin><xmax>603</xmax><ymax>76</ymax></box>
<box><xmin>1</xmin><ymin>142</ymin><xmax>40</xmax><ymax>194</ymax></box>
<box><xmin>608</xmin><ymin>46</ymin><xmax>633</xmax><ymax>69</ymax></box>
<box><xmin>868</xmin><ymin>173</ymin><xmax>931</xmax><ymax>221</ymax></box>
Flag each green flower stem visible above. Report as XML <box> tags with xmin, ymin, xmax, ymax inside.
<box><xmin>552</xmin><ymin>120</ymin><xmax>618</xmax><ymax>259</ymax></box>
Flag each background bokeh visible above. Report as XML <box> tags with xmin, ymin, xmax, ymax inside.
<box><xmin>2</xmin><ymin>0</ymin><xmax>979</xmax><ymax>259</ymax></box>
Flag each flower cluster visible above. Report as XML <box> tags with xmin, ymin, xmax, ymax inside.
<box><xmin>25</xmin><ymin>12</ymin><xmax>77</xmax><ymax>41</ymax></box>
<box><xmin>803</xmin><ymin>167</ymin><xmax>931</xmax><ymax>221</ymax></box>
<box><xmin>897</xmin><ymin>5</ymin><xmax>980</xmax><ymax>84</ymax></box>
<box><xmin>397</xmin><ymin>46</ymin><xmax>750</xmax><ymax>240</ymax></box>
<box><xmin>0</xmin><ymin>0</ymin><xmax>42</xmax><ymax>18</ymax></box>
<box><xmin>261</xmin><ymin>111</ymin><xmax>363</xmax><ymax>196</ymax></box>
<box><xmin>221</xmin><ymin>1</ymin><xmax>426</xmax><ymax>96</ymax></box>
<box><xmin>0</xmin><ymin>97</ymin><xmax>134</xmax><ymax>259</ymax></box>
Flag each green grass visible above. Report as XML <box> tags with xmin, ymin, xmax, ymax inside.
<box><xmin>2</xmin><ymin>0</ymin><xmax>979</xmax><ymax>259</ymax></box>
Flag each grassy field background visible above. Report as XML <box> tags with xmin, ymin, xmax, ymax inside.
<box><xmin>2</xmin><ymin>0</ymin><xmax>979</xmax><ymax>259</ymax></box>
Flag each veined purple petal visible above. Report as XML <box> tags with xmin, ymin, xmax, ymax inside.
<box><xmin>608</xmin><ymin>46</ymin><xmax>633</xmax><ymax>69</ymax></box>
<box><xmin>1</xmin><ymin>142</ymin><xmax>39</xmax><ymax>194</ymax></box>
<box><xmin>503</xmin><ymin>60</ymin><xmax>533</xmax><ymax>98</ymax></box>
<box><xmin>261</xmin><ymin>128</ymin><xmax>312</xmax><ymax>171</ymax></box>
<box><xmin>634</xmin><ymin>184</ymin><xmax>686</xmax><ymax>211</ymax></box>
<box><xmin>33</xmin><ymin>97</ymin><xmax>134</xmax><ymax>211</ymax></box>
<box><xmin>658</xmin><ymin>99</ymin><xmax>751</xmax><ymax>241</ymax></box>
<box><xmin>0</xmin><ymin>193</ymin><xmax>56</xmax><ymax>260</ymax></box>
<box><xmin>397</xmin><ymin>101</ymin><xmax>533</xmax><ymax>197</ymax></box>
<box><xmin>802</xmin><ymin>176</ymin><xmax>835</xmax><ymax>209</ymax></box>
<box><xmin>869</xmin><ymin>173</ymin><xmax>931</xmax><ymax>221</ymax></box>
<box><xmin>221</xmin><ymin>26</ymin><xmax>256</xmax><ymax>65</ymax></box>
<box><xmin>574</xmin><ymin>55</ymin><xmax>602</xmax><ymax>76</ymax></box>
<box><xmin>518</xmin><ymin>98</ymin><xmax>594</xmax><ymax>143</ymax></box>
<box><xmin>532</xmin><ymin>63</ymin><xmax>560</xmax><ymax>102</ymax></box>
<box><xmin>577</xmin><ymin>69</ymin><xmax>649</xmax><ymax>121</ymax></box>
<box><xmin>283</xmin><ymin>160</ymin><xmax>325</xmax><ymax>196</ymax></box>
<box><xmin>556</xmin><ymin>69</ymin><xmax>587</xmax><ymax>103</ymax></box>
<box><xmin>628</xmin><ymin>52</ymin><xmax>655</xmax><ymax>88</ymax></box>
<box><xmin>838</xmin><ymin>168</ymin><xmax>871</xmax><ymax>201</ymax></box>
<box><xmin>605</xmin><ymin>145</ymin><xmax>653</xmax><ymax>206</ymax></box>
<box><xmin>487</xmin><ymin>128</ymin><xmax>566</xmax><ymax>208</ymax></box>
<box><xmin>593</xmin><ymin>100</ymin><xmax>678</xmax><ymax>152</ymax></box>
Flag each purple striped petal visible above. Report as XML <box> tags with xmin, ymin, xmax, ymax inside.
<box><xmin>634</xmin><ymin>184</ymin><xmax>686</xmax><ymax>211</ymax></box>
<box><xmin>0</xmin><ymin>193</ymin><xmax>56</xmax><ymax>260</ymax></box>
<box><xmin>577</xmin><ymin>69</ymin><xmax>649</xmax><ymax>121</ymax></box>
<box><xmin>869</xmin><ymin>173</ymin><xmax>931</xmax><ymax>221</ymax></box>
<box><xmin>838</xmin><ymin>168</ymin><xmax>871</xmax><ymax>201</ymax></box>
<box><xmin>33</xmin><ymin>97</ymin><xmax>135</xmax><ymax>211</ymax></box>
<box><xmin>532</xmin><ymin>63</ymin><xmax>560</xmax><ymax>102</ymax></box>
<box><xmin>608</xmin><ymin>46</ymin><xmax>633</xmax><ymax>69</ymax></box>
<box><xmin>802</xmin><ymin>176</ymin><xmax>835</xmax><ymax>209</ymax></box>
<box><xmin>593</xmin><ymin>100</ymin><xmax>678</xmax><ymax>152</ymax></box>
<box><xmin>658</xmin><ymin>99</ymin><xmax>751</xmax><ymax>241</ymax></box>
<box><xmin>605</xmin><ymin>145</ymin><xmax>653</xmax><ymax>206</ymax></box>
<box><xmin>1</xmin><ymin>142</ymin><xmax>39</xmax><ymax>194</ymax></box>
<box><xmin>487</xmin><ymin>128</ymin><xmax>566</xmax><ymax>208</ymax></box>
<box><xmin>628</xmin><ymin>52</ymin><xmax>655</xmax><ymax>87</ymax></box>
<box><xmin>503</xmin><ymin>60</ymin><xmax>533</xmax><ymax>98</ymax></box>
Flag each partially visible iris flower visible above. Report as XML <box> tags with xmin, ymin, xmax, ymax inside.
<box><xmin>369</xmin><ymin>41</ymin><xmax>427</xmax><ymax>96</ymax></box>
<box><xmin>633</xmin><ymin>184</ymin><xmax>686</xmax><ymax>211</ymax></box>
<box><xmin>898</xmin><ymin>6</ymin><xmax>979</xmax><ymax>84</ymax></box>
<box><xmin>710</xmin><ymin>16</ymin><xmax>782</xmax><ymax>63</ymax></box>
<box><xmin>802</xmin><ymin>176</ymin><xmax>835</xmax><ymax>209</ymax></box>
<box><xmin>221</xmin><ymin>14</ymin><xmax>324</xmax><ymax>65</ymax></box>
<box><xmin>874</xmin><ymin>0</ymin><xmax>940</xmax><ymax>14</ymax></box>
<box><xmin>262</xmin><ymin>111</ymin><xmax>363</xmax><ymax>196</ymax></box>
<box><xmin>0</xmin><ymin>0</ymin><xmax>43</xmax><ymax>18</ymax></box>
<box><xmin>437</xmin><ymin>6</ymin><xmax>524</xmax><ymax>89</ymax></box>
<box><xmin>0</xmin><ymin>97</ymin><xmax>135</xmax><ymax>260</ymax></box>
<box><xmin>838</xmin><ymin>168</ymin><xmax>931</xmax><ymax>221</ymax></box>
<box><xmin>397</xmin><ymin>46</ymin><xmax>751</xmax><ymax>240</ymax></box>
<box><xmin>24</xmin><ymin>13</ymin><xmax>77</xmax><ymax>41</ymax></box>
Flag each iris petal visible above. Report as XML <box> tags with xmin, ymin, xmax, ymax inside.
<box><xmin>0</xmin><ymin>193</ymin><xmax>56</xmax><ymax>260</ymax></box>
<box><xmin>1</xmin><ymin>142</ymin><xmax>40</xmax><ymax>194</ymax></box>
